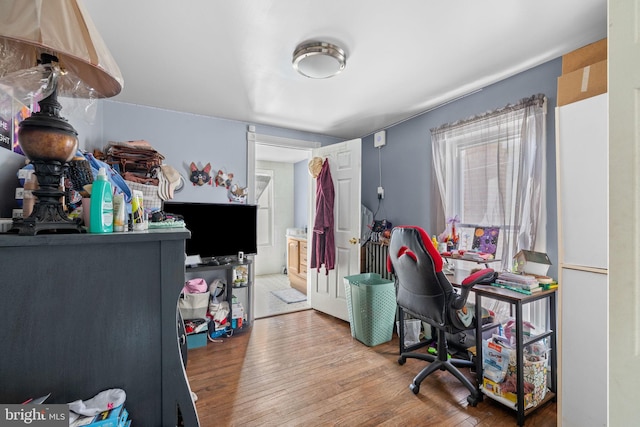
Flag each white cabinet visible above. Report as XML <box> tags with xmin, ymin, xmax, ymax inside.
<box><xmin>559</xmin><ymin>268</ymin><xmax>607</xmax><ymax>427</ymax></box>
<box><xmin>556</xmin><ymin>94</ymin><xmax>608</xmax><ymax>270</ymax></box>
<box><xmin>556</xmin><ymin>93</ymin><xmax>608</xmax><ymax>426</ymax></box>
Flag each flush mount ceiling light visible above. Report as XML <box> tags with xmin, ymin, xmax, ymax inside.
<box><xmin>292</xmin><ymin>41</ymin><xmax>346</xmax><ymax>79</ymax></box>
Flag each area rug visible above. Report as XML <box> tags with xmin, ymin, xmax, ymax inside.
<box><xmin>271</xmin><ymin>288</ymin><xmax>307</xmax><ymax>304</ymax></box>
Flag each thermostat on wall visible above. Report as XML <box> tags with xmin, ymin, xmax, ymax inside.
<box><xmin>374</xmin><ymin>130</ymin><xmax>386</xmax><ymax>147</ymax></box>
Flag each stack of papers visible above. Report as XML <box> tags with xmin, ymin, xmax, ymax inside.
<box><xmin>494</xmin><ymin>272</ymin><xmax>542</xmax><ymax>293</ymax></box>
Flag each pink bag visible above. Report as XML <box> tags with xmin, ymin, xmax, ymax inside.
<box><xmin>183</xmin><ymin>278</ymin><xmax>208</xmax><ymax>294</ymax></box>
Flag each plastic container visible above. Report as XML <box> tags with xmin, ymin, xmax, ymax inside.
<box><xmin>89</xmin><ymin>167</ymin><xmax>113</xmax><ymax>233</ymax></box>
<box><xmin>112</xmin><ymin>193</ymin><xmax>125</xmax><ymax>232</ymax></box>
<box><xmin>344</xmin><ymin>273</ymin><xmax>396</xmax><ymax>347</ymax></box>
<box><xmin>131</xmin><ymin>190</ymin><xmax>146</xmax><ymax>231</ymax></box>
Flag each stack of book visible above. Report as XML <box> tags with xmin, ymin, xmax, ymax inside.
<box><xmin>493</xmin><ymin>272</ymin><xmax>542</xmax><ymax>294</ymax></box>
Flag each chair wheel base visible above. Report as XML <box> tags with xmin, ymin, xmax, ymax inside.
<box><xmin>409</xmin><ymin>383</ymin><xmax>420</xmax><ymax>394</ymax></box>
<box><xmin>467</xmin><ymin>394</ymin><xmax>479</xmax><ymax>407</ymax></box>
<box><xmin>398</xmin><ymin>356</ymin><xmax>406</xmax><ymax>365</ymax></box>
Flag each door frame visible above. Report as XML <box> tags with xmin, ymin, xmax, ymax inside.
<box><xmin>247</xmin><ymin>127</ymin><xmax>321</xmax><ymax>280</ymax></box>
<box><xmin>247</xmin><ymin>127</ymin><xmax>321</xmax><ymax>205</ymax></box>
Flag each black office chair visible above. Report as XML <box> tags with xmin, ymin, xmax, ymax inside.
<box><xmin>387</xmin><ymin>225</ymin><xmax>497</xmax><ymax>406</ymax></box>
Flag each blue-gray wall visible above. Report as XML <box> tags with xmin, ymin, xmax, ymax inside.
<box><xmin>96</xmin><ymin>101</ymin><xmax>337</xmax><ymax>204</ymax></box>
<box><xmin>293</xmin><ymin>159</ymin><xmax>309</xmax><ymax>230</ymax></box>
<box><xmin>0</xmin><ymin>57</ymin><xmax>561</xmax><ymax>277</ymax></box>
<box><xmin>361</xmin><ymin>58</ymin><xmax>562</xmax><ymax>277</ymax></box>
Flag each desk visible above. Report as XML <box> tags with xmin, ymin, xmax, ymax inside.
<box><xmin>449</xmin><ymin>270</ymin><xmax>557</xmax><ymax>426</ymax></box>
<box><xmin>441</xmin><ymin>254</ymin><xmax>501</xmax><ymax>269</ymax></box>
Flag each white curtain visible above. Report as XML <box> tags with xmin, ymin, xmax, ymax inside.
<box><xmin>431</xmin><ymin>94</ymin><xmax>546</xmax><ymax>270</ymax></box>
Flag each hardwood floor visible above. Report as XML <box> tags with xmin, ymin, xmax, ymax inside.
<box><xmin>185</xmin><ymin>310</ymin><xmax>556</xmax><ymax>426</ymax></box>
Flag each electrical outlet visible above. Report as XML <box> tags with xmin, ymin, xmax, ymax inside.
<box><xmin>377</xmin><ymin>186</ymin><xmax>384</xmax><ymax>199</ymax></box>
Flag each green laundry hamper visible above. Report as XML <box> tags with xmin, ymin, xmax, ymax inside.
<box><xmin>344</xmin><ymin>273</ymin><xmax>396</xmax><ymax>347</ymax></box>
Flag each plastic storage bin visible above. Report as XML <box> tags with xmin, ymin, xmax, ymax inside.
<box><xmin>344</xmin><ymin>273</ymin><xmax>396</xmax><ymax>347</ymax></box>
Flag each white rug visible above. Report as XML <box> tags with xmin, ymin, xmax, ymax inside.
<box><xmin>271</xmin><ymin>288</ymin><xmax>307</xmax><ymax>304</ymax></box>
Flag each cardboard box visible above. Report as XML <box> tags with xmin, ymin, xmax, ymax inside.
<box><xmin>562</xmin><ymin>38</ymin><xmax>607</xmax><ymax>74</ymax></box>
<box><xmin>232</xmin><ymin>302</ymin><xmax>244</xmax><ymax>319</ymax></box>
<box><xmin>557</xmin><ymin>59</ymin><xmax>607</xmax><ymax>106</ymax></box>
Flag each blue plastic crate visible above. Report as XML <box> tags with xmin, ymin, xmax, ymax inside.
<box><xmin>186</xmin><ymin>332</ymin><xmax>207</xmax><ymax>349</ymax></box>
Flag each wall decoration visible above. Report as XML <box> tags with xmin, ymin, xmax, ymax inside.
<box><xmin>472</xmin><ymin>226</ymin><xmax>500</xmax><ymax>255</ymax></box>
<box><xmin>189</xmin><ymin>162</ymin><xmax>212</xmax><ymax>186</ymax></box>
<box><xmin>214</xmin><ymin>169</ymin><xmax>233</xmax><ymax>188</ymax></box>
<box><xmin>227</xmin><ymin>184</ymin><xmax>247</xmax><ymax>203</ymax></box>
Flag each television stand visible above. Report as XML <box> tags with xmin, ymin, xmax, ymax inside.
<box><xmin>199</xmin><ymin>256</ymin><xmax>235</xmax><ymax>266</ymax></box>
<box><xmin>186</xmin><ymin>259</ymin><xmax>253</xmax><ymax>333</ymax></box>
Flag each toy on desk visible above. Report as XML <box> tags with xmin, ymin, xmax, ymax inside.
<box><xmin>437</xmin><ymin>215</ymin><xmax>460</xmax><ymax>250</ymax></box>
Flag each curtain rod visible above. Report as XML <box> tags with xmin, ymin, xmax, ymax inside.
<box><xmin>430</xmin><ymin>94</ymin><xmax>546</xmax><ymax>134</ymax></box>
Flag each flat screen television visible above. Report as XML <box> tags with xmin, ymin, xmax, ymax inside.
<box><xmin>163</xmin><ymin>201</ymin><xmax>257</xmax><ymax>261</ymax></box>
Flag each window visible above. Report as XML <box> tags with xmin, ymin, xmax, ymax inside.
<box><xmin>432</xmin><ymin>94</ymin><xmax>546</xmax><ymax>270</ymax></box>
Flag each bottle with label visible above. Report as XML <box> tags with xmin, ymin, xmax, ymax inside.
<box><xmin>112</xmin><ymin>193</ymin><xmax>126</xmax><ymax>232</ymax></box>
<box><xmin>89</xmin><ymin>167</ymin><xmax>114</xmax><ymax>233</ymax></box>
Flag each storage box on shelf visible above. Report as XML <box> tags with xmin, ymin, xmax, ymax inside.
<box><xmin>186</xmin><ymin>332</ymin><xmax>208</xmax><ymax>349</ymax></box>
<box><xmin>481</xmin><ymin>338</ymin><xmax>549</xmax><ymax>410</ymax></box>
<box><xmin>557</xmin><ymin>38</ymin><xmax>607</xmax><ymax>107</ymax></box>
<box><xmin>561</xmin><ymin>38</ymin><xmax>607</xmax><ymax>74</ymax></box>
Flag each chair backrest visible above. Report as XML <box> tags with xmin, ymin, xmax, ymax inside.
<box><xmin>388</xmin><ymin>225</ymin><xmax>455</xmax><ymax>327</ymax></box>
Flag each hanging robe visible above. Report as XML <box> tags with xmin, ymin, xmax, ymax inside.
<box><xmin>310</xmin><ymin>159</ymin><xmax>335</xmax><ymax>273</ymax></box>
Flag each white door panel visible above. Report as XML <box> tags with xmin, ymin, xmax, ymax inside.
<box><xmin>308</xmin><ymin>139</ymin><xmax>361</xmax><ymax>321</ymax></box>
<box><xmin>609</xmin><ymin>2</ymin><xmax>640</xmax><ymax>424</ymax></box>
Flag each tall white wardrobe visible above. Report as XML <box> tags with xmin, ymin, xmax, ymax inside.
<box><xmin>555</xmin><ymin>93</ymin><xmax>608</xmax><ymax>426</ymax></box>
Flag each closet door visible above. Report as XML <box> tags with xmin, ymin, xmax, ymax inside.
<box><xmin>556</xmin><ymin>93</ymin><xmax>608</xmax><ymax>270</ymax></box>
<box><xmin>556</xmin><ymin>93</ymin><xmax>608</xmax><ymax>426</ymax></box>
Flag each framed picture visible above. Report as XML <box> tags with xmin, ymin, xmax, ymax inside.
<box><xmin>472</xmin><ymin>226</ymin><xmax>500</xmax><ymax>255</ymax></box>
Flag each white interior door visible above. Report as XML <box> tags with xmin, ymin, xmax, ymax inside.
<box><xmin>609</xmin><ymin>2</ymin><xmax>640</xmax><ymax>424</ymax></box>
<box><xmin>307</xmin><ymin>139</ymin><xmax>361</xmax><ymax>321</ymax></box>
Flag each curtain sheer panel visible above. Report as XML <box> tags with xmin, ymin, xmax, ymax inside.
<box><xmin>431</xmin><ymin>94</ymin><xmax>546</xmax><ymax>271</ymax></box>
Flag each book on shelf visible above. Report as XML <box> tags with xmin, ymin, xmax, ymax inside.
<box><xmin>490</xmin><ymin>282</ymin><xmax>539</xmax><ymax>295</ymax></box>
<box><xmin>494</xmin><ymin>278</ymin><xmax>539</xmax><ymax>290</ymax></box>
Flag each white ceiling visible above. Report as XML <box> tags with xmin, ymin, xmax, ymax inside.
<box><xmin>83</xmin><ymin>0</ymin><xmax>607</xmax><ymax>141</ymax></box>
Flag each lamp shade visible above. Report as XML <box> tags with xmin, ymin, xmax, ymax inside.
<box><xmin>0</xmin><ymin>0</ymin><xmax>123</xmax><ymax>99</ymax></box>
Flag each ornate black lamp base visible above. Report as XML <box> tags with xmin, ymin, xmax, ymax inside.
<box><xmin>11</xmin><ymin>160</ymin><xmax>84</xmax><ymax>236</ymax></box>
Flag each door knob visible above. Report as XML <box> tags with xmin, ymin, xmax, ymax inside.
<box><xmin>349</xmin><ymin>237</ymin><xmax>359</xmax><ymax>245</ymax></box>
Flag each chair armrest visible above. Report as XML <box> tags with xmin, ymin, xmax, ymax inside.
<box><xmin>452</xmin><ymin>268</ymin><xmax>497</xmax><ymax>309</ymax></box>
<box><xmin>461</xmin><ymin>268</ymin><xmax>497</xmax><ymax>288</ymax></box>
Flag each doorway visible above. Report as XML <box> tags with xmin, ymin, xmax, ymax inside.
<box><xmin>248</xmin><ymin>131</ymin><xmax>319</xmax><ymax>318</ymax></box>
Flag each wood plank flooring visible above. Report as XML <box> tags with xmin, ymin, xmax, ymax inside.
<box><xmin>185</xmin><ymin>310</ymin><xmax>556</xmax><ymax>426</ymax></box>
